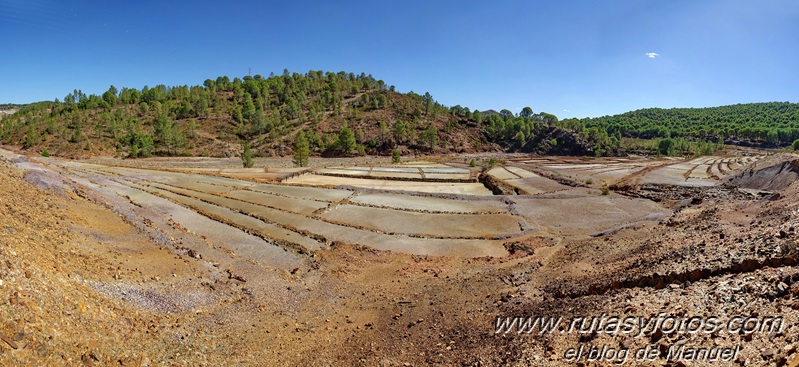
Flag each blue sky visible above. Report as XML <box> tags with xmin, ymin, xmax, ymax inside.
<box><xmin>2</xmin><ymin>0</ymin><xmax>798</xmax><ymax>118</ymax></box>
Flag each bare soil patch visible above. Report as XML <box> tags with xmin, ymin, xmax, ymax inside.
<box><xmin>4</xmin><ymin>148</ymin><xmax>799</xmax><ymax>366</ymax></box>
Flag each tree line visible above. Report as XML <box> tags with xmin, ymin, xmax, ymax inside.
<box><xmin>6</xmin><ymin>70</ymin><xmax>791</xmax><ymax>163</ymax></box>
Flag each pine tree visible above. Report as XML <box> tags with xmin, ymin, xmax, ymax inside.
<box><xmin>392</xmin><ymin>120</ymin><xmax>406</xmax><ymax>146</ymax></box>
<box><xmin>242</xmin><ymin>141</ymin><xmax>254</xmax><ymax>168</ymax></box>
<box><xmin>293</xmin><ymin>131</ymin><xmax>310</xmax><ymax>167</ymax></box>
<box><xmin>70</xmin><ymin>124</ymin><xmax>82</xmax><ymax>143</ymax></box>
<box><xmin>421</xmin><ymin>123</ymin><xmax>437</xmax><ymax>150</ymax></box>
<box><xmin>336</xmin><ymin>125</ymin><xmax>356</xmax><ymax>155</ymax></box>
<box><xmin>130</xmin><ymin>142</ymin><xmax>139</xmax><ymax>159</ymax></box>
<box><xmin>514</xmin><ymin>131</ymin><xmax>526</xmax><ymax>146</ymax></box>
<box><xmin>378</xmin><ymin>121</ymin><xmax>388</xmax><ymax>144</ymax></box>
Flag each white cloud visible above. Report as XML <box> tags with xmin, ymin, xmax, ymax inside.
<box><xmin>563</xmin><ymin>109</ymin><xmax>571</xmax><ymax>113</ymax></box>
<box><xmin>645</xmin><ymin>52</ymin><xmax>660</xmax><ymax>59</ymax></box>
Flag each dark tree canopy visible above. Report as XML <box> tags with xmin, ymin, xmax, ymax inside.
<box><xmin>520</xmin><ymin>107</ymin><xmax>533</xmax><ymax>118</ymax></box>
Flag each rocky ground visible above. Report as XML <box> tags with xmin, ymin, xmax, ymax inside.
<box><xmin>1</xmin><ymin>148</ymin><xmax>798</xmax><ymax>366</ymax></box>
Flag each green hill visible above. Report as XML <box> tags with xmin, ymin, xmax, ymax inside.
<box><xmin>0</xmin><ymin>70</ymin><xmax>590</xmax><ymax>159</ymax></box>
<box><xmin>570</xmin><ymin>102</ymin><xmax>799</xmax><ymax>148</ymax></box>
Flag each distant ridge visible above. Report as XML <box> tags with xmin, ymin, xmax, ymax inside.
<box><xmin>570</xmin><ymin>102</ymin><xmax>799</xmax><ymax>148</ymax></box>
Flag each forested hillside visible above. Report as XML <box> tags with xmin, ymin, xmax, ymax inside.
<box><xmin>6</xmin><ymin>72</ymin><xmax>795</xmax><ymax>160</ymax></box>
<box><xmin>571</xmin><ymin>102</ymin><xmax>799</xmax><ymax>148</ymax></box>
<box><xmin>0</xmin><ymin>70</ymin><xmax>592</xmax><ymax>159</ymax></box>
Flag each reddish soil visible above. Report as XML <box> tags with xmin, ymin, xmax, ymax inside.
<box><xmin>2</xmin><ymin>147</ymin><xmax>799</xmax><ymax>366</ymax></box>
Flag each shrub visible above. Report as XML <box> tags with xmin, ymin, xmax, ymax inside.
<box><xmin>600</xmin><ymin>184</ymin><xmax>610</xmax><ymax>195</ymax></box>
<box><xmin>392</xmin><ymin>149</ymin><xmax>401</xmax><ymax>163</ymax></box>
<box><xmin>793</xmin><ymin>139</ymin><xmax>799</xmax><ymax>151</ymax></box>
<box><xmin>469</xmin><ymin>159</ymin><xmax>476</xmax><ymax>167</ymax></box>
<box><xmin>41</xmin><ymin>149</ymin><xmax>50</xmax><ymax>157</ymax></box>
<box><xmin>585</xmin><ymin>178</ymin><xmax>593</xmax><ymax>185</ymax></box>
<box><xmin>658</xmin><ymin>138</ymin><xmax>675</xmax><ymax>156</ymax></box>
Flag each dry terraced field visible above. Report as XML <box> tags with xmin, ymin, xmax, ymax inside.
<box><xmin>4</xmin><ymin>147</ymin><xmax>799</xmax><ymax>366</ymax></box>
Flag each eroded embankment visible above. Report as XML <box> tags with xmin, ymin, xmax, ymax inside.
<box><xmin>611</xmin><ymin>183</ymin><xmax>768</xmax><ymax>204</ymax></box>
<box><xmin>731</xmin><ymin>158</ymin><xmax>799</xmax><ymax>191</ymax></box>
<box><xmin>479</xmin><ymin>171</ymin><xmax>524</xmax><ymax>195</ymax></box>
<box><xmin>549</xmin><ymin>248</ymin><xmax>799</xmax><ymax>298</ymax></box>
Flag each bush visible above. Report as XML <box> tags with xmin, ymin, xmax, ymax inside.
<box><xmin>41</xmin><ymin>149</ymin><xmax>50</xmax><ymax>157</ymax></box>
<box><xmin>658</xmin><ymin>138</ymin><xmax>674</xmax><ymax>156</ymax></box>
<box><xmin>469</xmin><ymin>159</ymin><xmax>476</xmax><ymax>167</ymax></box>
<box><xmin>585</xmin><ymin>178</ymin><xmax>593</xmax><ymax>185</ymax></box>
<box><xmin>793</xmin><ymin>139</ymin><xmax>799</xmax><ymax>151</ymax></box>
<box><xmin>392</xmin><ymin>149</ymin><xmax>401</xmax><ymax>163</ymax></box>
<box><xmin>600</xmin><ymin>184</ymin><xmax>610</xmax><ymax>195</ymax></box>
